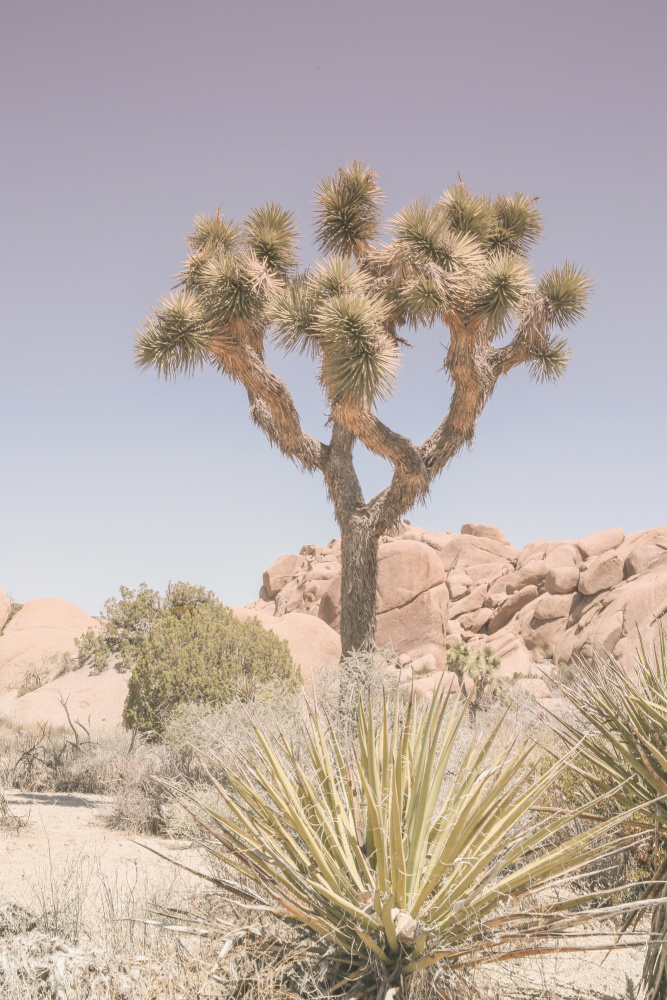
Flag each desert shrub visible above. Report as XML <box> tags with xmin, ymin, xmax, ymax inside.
<box><xmin>74</xmin><ymin>580</ymin><xmax>218</xmax><ymax>674</ymax></box>
<box><xmin>177</xmin><ymin>685</ymin><xmax>642</xmax><ymax>997</ymax></box>
<box><xmin>123</xmin><ymin>603</ymin><xmax>298</xmax><ymax>733</ymax></box>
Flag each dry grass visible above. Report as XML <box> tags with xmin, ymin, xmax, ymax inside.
<box><xmin>0</xmin><ymin>658</ymin><xmax>654</xmax><ymax>998</ymax></box>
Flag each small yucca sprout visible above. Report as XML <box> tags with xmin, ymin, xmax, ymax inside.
<box><xmin>313</xmin><ymin>160</ymin><xmax>386</xmax><ymax>257</ymax></box>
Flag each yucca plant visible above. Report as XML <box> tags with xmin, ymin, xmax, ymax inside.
<box><xmin>556</xmin><ymin>632</ymin><xmax>667</xmax><ymax>1000</ymax></box>
<box><xmin>169</xmin><ymin>685</ymin><xmax>647</xmax><ymax>998</ymax></box>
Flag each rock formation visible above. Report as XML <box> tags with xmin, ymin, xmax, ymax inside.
<box><xmin>248</xmin><ymin>522</ymin><xmax>667</xmax><ymax>693</ymax></box>
<box><xmin>5</xmin><ymin>520</ymin><xmax>667</xmax><ymax>725</ymax></box>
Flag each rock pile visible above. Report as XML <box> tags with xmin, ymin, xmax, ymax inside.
<box><xmin>248</xmin><ymin>522</ymin><xmax>667</xmax><ymax>693</ymax></box>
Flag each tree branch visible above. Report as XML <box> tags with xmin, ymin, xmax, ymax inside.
<box><xmin>330</xmin><ymin>403</ymin><xmax>428</xmax><ymax>489</ymax></box>
<box><xmin>489</xmin><ymin>296</ymin><xmax>549</xmax><ymax>377</ymax></box>
<box><xmin>321</xmin><ymin>422</ymin><xmax>365</xmax><ymax>521</ymax></box>
<box><xmin>208</xmin><ymin>339</ymin><xmax>327</xmax><ymax>472</ymax></box>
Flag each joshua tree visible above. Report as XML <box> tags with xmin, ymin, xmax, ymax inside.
<box><xmin>136</xmin><ymin>162</ymin><xmax>591</xmax><ymax>657</ymax></box>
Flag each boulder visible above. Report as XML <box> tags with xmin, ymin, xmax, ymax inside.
<box><xmin>488</xmin><ymin>586</ymin><xmax>540</xmax><ymax>635</ymax></box>
<box><xmin>461</xmin><ymin>523</ymin><xmax>510</xmax><ymax>546</ymax></box>
<box><xmin>318</xmin><ymin>575</ymin><xmax>342</xmax><ymax>630</ymax></box>
<box><xmin>0</xmin><ymin>598</ymin><xmax>113</xmax><ymax>727</ymax></box>
<box><xmin>457</xmin><ymin>535</ymin><xmax>517</xmax><ymax>560</ymax></box>
<box><xmin>449</xmin><ymin>585</ymin><xmax>488</xmax><ymax>618</ymax></box>
<box><xmin>533</xmin><ymin>593</ymin><xmax>576</xmax><ymax>622</ymax></box>
<box><xmin>0</xmin><ymin>664</ymin><xmax>130</xmax><ymax>729</ymax></box>
<box><xmin>524</xmin><ymin>616</ymin><xmax>571</xmax><ymax>656</ymax></box>
<box><xmin>411</xmin><ymin>653</ymin><xmax>437</xmax><ymax>676</ymax></box>
<box><xmin>0</xmin><ymin>599</ymin><xmax>100</xmax><ymax>692</ymax></box>
<box><xmin>231</xmin><ymin>607</ymin><xmax>341</xmax><ymax>686</ymax></box>
<box><xmin>376</xmin><ymin>541</ymin><xmax>446</xmax><ymax>614</ymax></box>
<box><xmin>516</xmin><ymin>540</ymin><xmax>551</xmax><ymax>569</ymax></box>
<box><xmin>578</xmin><ymin>554</ymin><xmax>624</xmax><ymax>596</ymax></box>
<box><xmin>263</xmin><ymin>554</ymin><xmax>307</xmax><ymax>598</ymax></box>
<box><xmin>376</xmin><ymin>584</ymin><xmax>449</xmax><ymax>667</ymax></box>
<box><xmin>458</xmin><ymin>608</ymin><xmax>494</xmax><ymax>633</ymax></box>
<box><xmin>435</xmin><ymin>537</ymin><xmax>462</xmax><ymax>573</ymax></box>
<box><xmin>545</xmin><ymin>566</ymin><xmax>580</xmax><ymax>594</ymax></box>
<box><xmin>625</xmin><ymin>546</ymin><xmax>667</xmax><ymax>578</ymax></box>
<box><xmin>403</xmin><ymin>671</ymin><xmax>458</xmax><ymax>700</ymax></box>
<box><xmin>0</xmin><ymin>587</ymin><xmax>10</xmax><ymax>632</ymax></box>
<box><xmin>504</xmin><ymin>560</ymin><xmax>548</xmax><ymax>594</ymax></box>
<box><xmin>544</xmin><ymin>545</ymin><xmax>580</xmax><ymax>570</ymax></box>
<box><xmin>447</xmin><ymin>571</ymin><xmax>473</xmax><ymax>600</ymax></box>
<box><xmin>577</xmin><ymin>527</ymin><xmax>624</xmax><ymax>560</ymax></box>
<box><xmin>465</xmin><ymin>562</ymin><xmax>509</xmax><ymax>585</ymax></box>
<box><xmin>514</xmin><ymin>677</ymin><xmax>551</xmax><ymax>699</ymax></box>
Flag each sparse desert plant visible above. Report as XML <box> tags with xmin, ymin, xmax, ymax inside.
<box><xmin>123</xmin><ymin>602</ymin><xmax>298</xmax><ymax>733</ymax></box>
<box><xmin>557</xmin><ymin>631</ymin><xmax>667</xmax><ymax>999</ymax></box>
<box><xmin>447</xmin><ymin>640</ymin><xmax>503</xmax><ymax>712</ymax></box>
<box><xmin>173</xmin><ymin>684</ymin><xmax>644</xmax><ymax>998</ymax></box>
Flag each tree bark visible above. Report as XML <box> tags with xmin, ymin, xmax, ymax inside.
<box><xmin>339</xmin><ymin>514</ymin><xmax>379</xmax><ymax>657</ymax></box>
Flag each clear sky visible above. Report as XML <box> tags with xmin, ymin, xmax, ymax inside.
<box><xmin>2</xmin><ymin>0</ymin><xmax>665</xmax><ymax>615</ymax></box>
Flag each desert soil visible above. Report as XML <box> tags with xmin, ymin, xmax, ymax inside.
<box><xmin>1</xmin><ymin>788</ymin><xmax>202</xmax><ymax>905</ymax></box>
<box><xmin>0</xmin><ymin>792</ymin><xmax>650</xmax><ymax>999</ymax></box>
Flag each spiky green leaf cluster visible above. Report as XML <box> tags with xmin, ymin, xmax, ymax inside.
<box><xmin>137</xmin><ymin>167</ymin><xmax>591</xmax><ymax>410</ymax></box>
<box><xmin>558</xmin><ymin>632</ymin><xmax>667</xmax><ymax>827</ymax></box>
<box><xmin>539</xmin><ymin>262</ymin><xmax>593</xmax><ymax>328</ymax></box>
<box><xmin>314</xmin><ymin>294</ymin><xmax>399</xmax><ymax>406</ymax></box>
<box><xmin>135</xmin><ymin>290</ymin><xmax>214</xmax><ymax>379</ymax></box>
<box><xmin>243</xmin><ymin>202</ymin><xmax>299</xmax><ymax>274</ymax></box>
<box><xmin>474</xmin><ymin>251</ymin><xmax>533</xmax><ymax>333</ymax></box>
<box><xmin>176</xmin><ymin>686</ymin><xmax>642</xmax><ymax>991</ymax></box>
<box><xmin>313</xmin><ymin>160</ymin><xmax>385</xmax><ymax>257</ymax></box>
<box><xmin>528</xmin><ymin>335</ymin><xmax>572</xmax><ymax>383</ymax></box>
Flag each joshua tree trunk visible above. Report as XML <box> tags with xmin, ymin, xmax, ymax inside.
<box><xmin>339</xmin><ymin>514</ymin><xmax>379</xmax><ymax>657</ymax></box>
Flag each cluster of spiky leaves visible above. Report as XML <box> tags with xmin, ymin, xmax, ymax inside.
<box><xmin>136</xmin><ymin>163</ymin><xmax>592</xmax><ymax>406</ymax></box>
<box><xmin>173</xmin><ymin>686</ymin><xmax>643</xmax><ymax>995</ymax></box>
<box><xmin>558</xmin><ymin>632</ymin><xmax>667</xmax><ymax>827</ymax></box>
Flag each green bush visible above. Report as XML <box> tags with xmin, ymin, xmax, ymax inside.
<box><xmin>75</xmin><ymin>581</ymin><xmax>218</xmax><ymax>673</ymax></box>
<box><xmin>122</xmin><ymin>603</ymin><xmax>298</xmax><ymax>732</ymax></box>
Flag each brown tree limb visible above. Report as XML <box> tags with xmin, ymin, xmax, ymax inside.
<box><xmin>208</xmin><ymin>338</ymin><xmax>327</xmax><ymax>472</ymax></box>
<box><xmin>330</xmin><ymin>403</ymin><xmax>428</xmax><ymax>487</ymax></box>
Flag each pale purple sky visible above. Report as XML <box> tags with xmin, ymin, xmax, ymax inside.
<box><xmin>1</xmin><ymin>0</ymin><xmax>665</xmax><ymax>614</ymax></box>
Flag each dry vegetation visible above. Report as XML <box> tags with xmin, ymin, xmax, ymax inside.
<box><xmin>0</xmin><ymin>650</ymin><xmax>663</xmax><ymax>999</ymax></box>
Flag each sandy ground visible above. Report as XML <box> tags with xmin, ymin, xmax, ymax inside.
<box><xmin>0</xmin><ymin>789</ymin><xmax>202</xmax><ymax>906</ymax></box>
<box><xmin>0</xmin><ymin>790</ymin><xmax>652</xmax><ymax>999</ymax></box>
